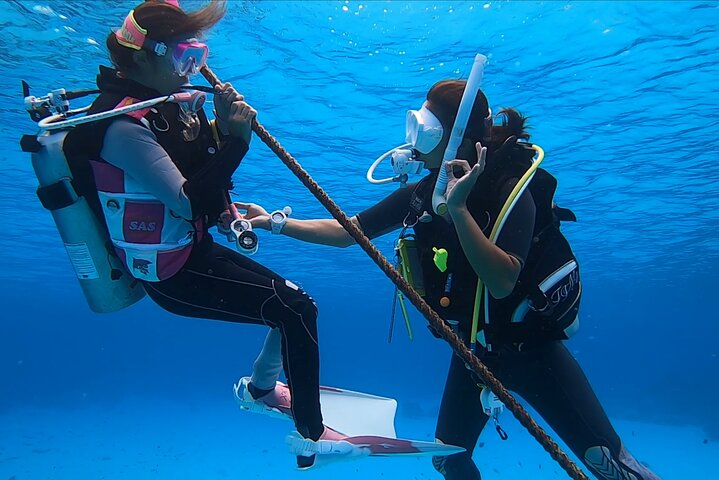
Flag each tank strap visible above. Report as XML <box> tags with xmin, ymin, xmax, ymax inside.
<box><xmin>36</xmin><ymin>177</ymin><xmax>79</xmax><ymax>210</ymax></box>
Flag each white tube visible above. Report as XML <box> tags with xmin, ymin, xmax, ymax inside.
<box><xmin>431</xmin><ymin>54</ymin><xmax>488</xmax><ymax>216</ymax></box>
<box><xmin>38</xmin><ymin>94</ymin><xmax>178</xmax><ymax>131</ymax></box>
<box><xmin>366</xmin><ymin>143</ymin><xmax>412</xmax><ymax>185</ymax></box>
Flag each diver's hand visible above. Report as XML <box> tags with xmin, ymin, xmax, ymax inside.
<box><xmin>446</xmin><ymin>142</ymin><xmax>487</xmax><ymax>212</ymax></box>
<box><xmin>213</xmin><ymin>82</ymin><xmax>256</xmax><ymax>143</ymax></box>
<box><xmin>233</xmin><ymin>202</ymin><xmax>270</xmax><ymax>230</ymax></box>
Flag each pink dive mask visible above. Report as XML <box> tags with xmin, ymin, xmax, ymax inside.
<box><xmin>172</xmin><ymin>40</ymin><xmax>209</xmax><ymax>77</ymax></box>
<box><xmin>115</xmin><ymin>10</ymin><xmax>209</xmax><ymax>77</ymax></box>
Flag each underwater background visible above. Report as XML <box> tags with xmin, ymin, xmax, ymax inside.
<box><xmin>1</xmin><ymin>1</ymin><xmax>718</xmax><ymax>478</ymax></box>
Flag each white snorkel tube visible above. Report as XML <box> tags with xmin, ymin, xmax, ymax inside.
<box><xmin>431</xmin><ymin>54</ymin><xmax>488</xmax><ymax>216</ymax></box>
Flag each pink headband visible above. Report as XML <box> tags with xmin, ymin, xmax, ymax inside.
<box><xmin>114</xmin><ymin>1</ymin><xmax>181</xmax><ymax>52</ymax></box>
<box><xmin>115</xmin><ymin>10</ymin><xmax>148</xmax><ymax>51</ymax></box>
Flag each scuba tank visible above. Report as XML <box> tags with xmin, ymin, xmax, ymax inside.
<box><xmin>21</xmin><ymin>84</ymin><xmax>146</xmax><ymax>313</ymax></box>
<box><xmin>22</xmin><ymin>130</ymin><xmax>146</xmax><ymax>313</ymax></box>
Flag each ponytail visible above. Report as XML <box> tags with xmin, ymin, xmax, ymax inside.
<box><xmin>488</xmin><ymin>108</ymin><xmax>530</xmax><ymax>152</ymax></box>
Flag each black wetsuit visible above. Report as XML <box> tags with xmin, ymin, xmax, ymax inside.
<box><xmin>357</xmin><ymin>174</ymin><xmax>660</xmax><ymax>480</ymax></box>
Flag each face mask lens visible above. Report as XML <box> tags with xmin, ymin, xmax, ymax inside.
<box><xmin>173</xmin><ymin>41</ymin><xmax>209</xmax><ymax>76</ymax></box>
<box><xmin>174</xmin><ymin>58</ymin><xmax>193</xmax><ymax>76</ymax></box>
<box><xmin>405</xmin><ymin>110</ymin><xmax>420</xmax><ymax>146</ymax></box>
<box><xmin>406</xmin><ymin>107</ymin><xmax>443</xmax><ymax>154</ymax></box>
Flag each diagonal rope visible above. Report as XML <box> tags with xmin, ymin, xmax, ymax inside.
<box><xmin>201</xmin><ymin>66</ymin><xmax>589</xmax><ymax>480</ymax></box>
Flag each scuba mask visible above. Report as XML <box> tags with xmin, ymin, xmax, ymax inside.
<box><xmin>367</xmin><ymin>104</ymin><xmax>441</xmax><ymax>186</ymax></box>
<box><xmin>367</xmin><ymin>102</ymin><xmax>495</xmax><ymax>187</ymax></box>
<box><xmin>405</xmin><ymin>104</ymin><xmax>444</xmax><ymax>154</ymax></box>
<box><xmin>172</xmin><ymin>40</ymin><xmax>209</xmax><ymax>77</ymax></box>
<box><xmin>367</xmin><ymin>103</ymin><xmax>442</xmax><ymax>186</ymax></box>
<box><xmin>115</xmin><ymin>10</ymin><xmax>209</xmax><ymax>77</ymax></box>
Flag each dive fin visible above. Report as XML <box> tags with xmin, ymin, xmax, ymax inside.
<box><xmin>233</xmin><ymin>378</ymin><xmax>398</xmax><ymax>438</ymax></box>
<box><xmin>286</xmin><ymin>431</ymin><xmax>465</xmax><ymax>470</ymax></box>
<box><xmin>318</xmin><ymin>385</ymin><xmax>398</xmax><ymax>438</ymax></box>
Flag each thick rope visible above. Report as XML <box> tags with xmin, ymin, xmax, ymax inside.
<box><xmin>202</xmin><ymin>66</ymin><xmax>589</xmax><ymax>480</ymax></box>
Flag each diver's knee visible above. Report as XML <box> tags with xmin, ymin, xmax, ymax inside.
<box><xmin>275</xmin><ymin>279</ymin><xmax>318</xmax><ymax>319</ymax></box>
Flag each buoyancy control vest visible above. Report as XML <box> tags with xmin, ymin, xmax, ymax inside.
<box><xmin>63</xmin><ymin>67</ymin><xmax>224</xmax><ymax>282</ymax></box>
<box><xmin>408</xmin><ymin>142</ymin><xmax>581</xmax><ymax>346</ymax></box>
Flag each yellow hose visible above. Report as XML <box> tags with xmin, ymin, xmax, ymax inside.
<box><xmin>470</xmin><ymin>145</ymin><xmax>545</xmax><ymax>348</ymax></box>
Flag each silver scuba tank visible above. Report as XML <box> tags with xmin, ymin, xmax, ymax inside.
<box><xmin>27</xmin><ymin>130</ymin><xmax>145</xmax><ymax>313</ymax></box>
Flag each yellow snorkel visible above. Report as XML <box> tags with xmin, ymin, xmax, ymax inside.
<box><xmin>470</xmin><ymin>144</ymin><xmax>546</xmax><ymax>350</ymax></box>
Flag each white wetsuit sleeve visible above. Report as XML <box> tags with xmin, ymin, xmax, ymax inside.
<box><xmin>101</xmin><ymin>118</ymin><xmax>193</xmax><ymax>219</ymax></box>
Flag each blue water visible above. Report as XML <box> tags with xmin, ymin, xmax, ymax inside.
<box><xmin>1</xmin><ymin>1</ymin><xmax>718</xmax><ymax>478</ymax></box>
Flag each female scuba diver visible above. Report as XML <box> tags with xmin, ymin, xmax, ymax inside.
<box><xmin>62</xmin><ymin>0</ymin><xmax>344</xmax><ymax>468</ymax></box>
<box><xmin>238</xmin><ymin>77</ymin><xmax>663</xmax><ymax>479</ymax></box>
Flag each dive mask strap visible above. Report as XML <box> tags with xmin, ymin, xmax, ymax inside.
<box><xmin>483</xmin><ymin>110</ymin><xmax>493</xmax><ymax>144</ymax></box>
<box><xmin>115</xmin><ymin>10</ymin><xmax>167</xmax><ymax>56</ymax></box>
<box><xmin>116</xmin><ymin>0</ymin><xmax>182</xmax><ymax>43</ymax></box>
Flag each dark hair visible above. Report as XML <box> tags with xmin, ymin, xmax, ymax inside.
<box><xmin>426</xmin><ymin>79</ymin><xmax>530</xmax><ymax>164</ymax></box>
<box><xmin>106</xmin><ymin>0</ymin><xmax>226</xmax><ymax>73</ymax></box>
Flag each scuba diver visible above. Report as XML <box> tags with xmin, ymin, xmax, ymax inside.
<box><xmin>237</xmin><ymin>63</ymin><xmax>663</xmax><ymax>478</ymax></box>
<box><xmin>23</xmin><ymin>0</ymin><xmax>467</xmax><ymax>469</ymax></box>
<box><xmin>22</xmin><ymin>0</ymin><xmax>348</xmax><ymax>469</ymax></box>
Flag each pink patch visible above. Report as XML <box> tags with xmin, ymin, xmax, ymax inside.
<box><xmin>346</xmin><ymin>436</ymin><xmax>422</xmax><ymax>454</ymax></box>
<box><xmin>124</xmin><ymin>108</ymin><xmax>151</xmax><ymax>121</ymax></box>
<box><xmin>122</xmin><ymin>202</ymin><xmax>165</xmax><ymax>244</ymax></box>
<box><xmin>113</xmin><ymin>97</ymin><xmax>150</xmax><ymax>121</ymax></box>
<box><xmin>156</xmin><ymin>244</ymin><xmax>192</xmax><ymax>280</ymax></box>
<box><xmin>90</xmin><ymin>160</ymin><xmax>125</xmax><ymax>193</ymax></box>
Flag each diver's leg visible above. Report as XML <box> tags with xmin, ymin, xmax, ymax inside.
<box><xmin>509</xmin><ymin>341</ymin><xmax>662</xmax><ymax>480</ymax></box>
<box><xmin>433</xmin><ymin>352</ymin><xmax>488</xmax><ymax>480</ymax></box>
<box><xmin>143</xmin><ymin>238</ymin><xmax>324</xmax><ymax>445</ymax></box>
<box><xmin>258</xmin><ymin>272</ymin><xmax>324</xmax><ymax>441</ymax></box>
<box><xmin>250</xmin><ymin>328</ymin><xmax>284</xmax><ymax>391</ymax></box>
